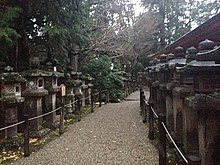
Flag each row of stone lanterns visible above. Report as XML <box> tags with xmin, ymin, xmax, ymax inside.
<box><xmin>145</xmin><ymin>39</ymin><xmax>220</xmax><ymax>165</ymax></box>
<box><xmin>0</xmin><ymin>58</ymin><xmax>94</xmax><ymax>140</ymax></box>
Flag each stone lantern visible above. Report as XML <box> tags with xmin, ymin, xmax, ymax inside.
<box><xmin>81</xmin><ymin>74</ymin><xmax>93</xmax><ymax>105</ymax></box>
<box><xmin>64</xmin><ymin>73</ymin><xmax>75</xmax><ymax>118</ymax></box>
<box><xmin>22</xmin><ymin>69</ymin><xmax>48</xmax><ymax>132</ymax></box>
<box><xmin>0</xmin><ymin>66</ymin><xmax>26</xmax><ymax>139</ymax></box>
<box><xmin>156</xmin><ymin>54</ymin><xmax>168</xmax><ymax>115</ymax></box>
<box><xmin>42</xmin><ymin>59</ymin><xmax>62</xmax><ymax>128</ymax></box>
<box><xmin>80</xmin><ymin>74</ymin><xmax>89</xmax><ymax>107</ymax></box>
<box><xmin>184</xmin><ymin>39</ymin><xmax>220</xmax><ymax>165</ymax></box>
<box><xmin>169</xmin><ymin>47</ymin><xmax>187</xmax><ymax>143</ymax></box>
<box><xmin>64</xmin><ymin>67</ymin><xmax>83</xmax><ymax>118</ymax></box>
<box><xmin>72</xmin><ymin>72</ymin><xmax>83</xmax><ymax>100</ymax></box>
<box><xmin>150</xmin><ymin>58</ymin><xmax>160</xmax><ymax>110</ymax></box>
<box><xmin>193</xmin><ymin>39</ymin><xmax>220</xmax><ymax>93</ymax></box>
<box><xmin>179</xmin><ymin>46</ymin><xmax>198</xmax><ymax>154</ymax></box>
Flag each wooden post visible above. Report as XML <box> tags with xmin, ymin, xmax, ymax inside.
<box><xmin>142</xmin><ymin>95</ymin><xmax>147</xmax><ymax>123</ymax></box>
<box><xmin>107</xmin><ymin>90</ymin><xmax>110</xmax><ymax>103</ymax></box>
<box><xmin>187</xmin><ymin>155</ymin><xmax>201</xmax><ymax>165</ymax></box>
<box><xmin>91</xmin><ymin>89</ymin><xmax>94</xmax><ymax>113</ymax></box>
<box><xmin>99</xmin><ymin>92</ymin><xmax>102</xmax><ymax>107</ymax></box>
<box><xmin>23</xmin><ymin>114</ymin><xmax>30</xmax><ymax>157</ymax></box>
<box><xmin>140</xmin><ymin>92</ymin><xmax>143</xmax><ymax>115</ymax></box>
<box><xmin>59</xmin><ymin>103</ymin><xmax>64</xmax><ymax>135</ymax></box>
<box><xmin>59</xmin><ymin>85</ymin><xmax>65</xmax><ymax>135</ymax></box>
<box><xmin>148</xmin><ymin>104</ymin><xmax>154</xmax><ymax>140</ymax></box>
<box><xmin>105</xmin><ymin>90</ymin><xmax>109</xmax><ymax>104</ymax></box>
<box><xmin>77</xmin><ymin>97</ymin><xmax>81</xmax><ymax>121</ymax></box>
<box><xmin>159</xmin><ymin>113</ymin><xmax>166</xmax><ymax>165</ymax></box>
<box><xmin>105</xmin><ymin>90</ymin><xmax>107</xmax><ymax>104</ymax></box>
<box><xmin>140</xmin><ymin>88</ymin><xmax>143</xmax><ymax>107</ymax></box>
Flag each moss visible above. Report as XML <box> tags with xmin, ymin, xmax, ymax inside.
<box><xmin>65</xmin><ymin>79</ymin><xmax>82</xmax><ymax>87</ymax></box>
<box><xmin>22</xmin><ymin>69</ymin><xmax>63</xmax><ymax>77</ymax></box>
<box><xmin>1</xmin><ymin>73</ymin><xmax>26</xmax><ymax>83</ymax></box>
<box><xmin>79</xmin><ymin>74</ymin><xmax>93</xmax><ymax>81</ymax></box>
<box><xmin>23</xmin><ymin>69</ymin><xmax>51</xmax><ymax>76</ymax></box>
<box><xmin>0</xmin><ymin>96</ymin><xmax>24</xmax><ymax>104</ymax></box>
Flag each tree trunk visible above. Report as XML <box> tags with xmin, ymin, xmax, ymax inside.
<box><xmin>159</xmin><ymin>2</ymin><xmax>166</xmax><ymax>48</ymax></box>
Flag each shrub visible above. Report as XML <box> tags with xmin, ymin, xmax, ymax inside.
<box><xmin>81</xmin><ymin>56</ymin><xmax>124</xmax><ymax>102</ymax></box>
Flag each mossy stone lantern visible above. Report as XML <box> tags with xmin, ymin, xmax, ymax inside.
<box><xmin>42</xmin><ymin>59</ymin><xmax>63</xmax><ymax>128</ymax></box>
<box><xmin>0</xmin><ymin>66</ymin><xmax>26</xmax><ymax>138</ymax></box>
<box><xmin>80</xmin><ymin>74</ymin><xmax>94</xmax><ymax>105</ymax></box>
<box><xmin>22</xmin><ymin>69</ymin><xmax>48</xmax><ymax>131</ymax></box>
<box><xmin>64</xmin><ymin>73</ymin><xmax>75</xmax><ymax>118</ymax></box>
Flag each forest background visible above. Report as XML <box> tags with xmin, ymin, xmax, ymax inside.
<box><xmin>0</xmin><ymin>0</ymin><xmax>219</xmax><ymax>82</ymax></box>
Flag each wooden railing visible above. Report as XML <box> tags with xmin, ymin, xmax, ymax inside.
<box><xmin>0</xmin><ymin>90</ymin><xmax>109</xmax><ymax>157</ymax></box>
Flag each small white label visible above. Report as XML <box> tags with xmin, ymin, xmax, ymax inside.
<box><xmin>60</xmin><ymin>84</ymin><xmax>66</xmax><ymax>96</ymax></box>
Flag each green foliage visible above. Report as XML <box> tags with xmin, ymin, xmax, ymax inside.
<box><xmin>81</xmin><ymin>56</ymin><xmax>124</xmax><ymax>101</ymax></box>
<box><xmin>106</xmin><ymin>73</ymin><xmax>124</xmax><ymax>101</ymax></box>
<box><xmin>81</xmin><ymin>56</ymin><xmax>111</xmax><ymax>81</ymax></box>
<box><xmin>131</xmin><ymin>62</ymin><xmax>144</xmax><ymax>78</ymax></box>
<box><xmin>0</xmin><ymin>6</ymin><xmax>21</xmax><ymax>27</ymax></box>
<box><xmin>0</xmin><ymin>6</ymin><xmax>21</xmax><ymax>44</ymax></box>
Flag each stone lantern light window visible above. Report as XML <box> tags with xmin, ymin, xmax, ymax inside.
<box><xmin>38</xmin><ymin>78</ymin><xmax>44</xmax><ymax>88</ymax></box>
<box><xmin>15</xmin><ymin>85</ymin><xmax>21</xmax><ymax>96</ymax></box>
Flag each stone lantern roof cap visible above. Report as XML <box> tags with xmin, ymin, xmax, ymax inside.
<box><xmin>184</xmin><ymin>61</ymin><xmax>220</xmax><ymax>74</ymax></box>
<box><xmin>64</xmin><ymin>79</ymin><xmax>82</xmax><ymax>87</ymax></box>
<box><xmin>0</xmin><ymin>66</ymin><xmax>26</xmax><ymax>84</ymax></box>
<box><xmin>0</xmin><ymin>72</ymin><xmax>26</xmax><ymax>84</ymax></box>
<box><xmin>198</xmin><ymin>39</ymin><xmax>215</xmax><ymax>52</ymax></box>
<box><xmin>196</xmin><ymin>40</ymin><xmax>220</xmax><ymax>62</ymax></box>
<box><xmin>159</xmin><ymin>54</ymin><xmax>167</xmax><ymax>63</ymax></box>
<box><xmin>22</xmin><ymin>69</ymin><xmax>63</xmax><ymax>77</ymax></box>
<box><xmin>167</xmin><ymin>58</ymin><xmax>186</xmax><ymax>68</ymax></box>
<box><xmin>174</xmin><ymin>46</ymin><xmax>185</xmax><ymax>58</ymax></box>
<box><xmin>150</xmin><ymin>58</ymin><xmax>160</xmax><ymax>66</ymax></box>
<box><xmin>186</xmin><ymin>46</ymin><xmax>197</xmax><ymax>62</ymax></box>
<box><xmin>166</xmin><ymin>53</ymin><xmax>174</xmax><ymax>61</ymax></box>
<box><xmin>186</xmin><ymin>46</ymin><xmax>197</xmax><ymax>54</ymax></box>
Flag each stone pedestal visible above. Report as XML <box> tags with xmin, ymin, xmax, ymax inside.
<box><xmin>44</xmin><ymin>77</ymin><xmax>60</xmax><ymax>127</ymax></box>
<box><xmin>152</xmin><ymin>81</ymin><xmax>159</xmax><ymax>110</ymax></box>
<box><xmin>74</xmin><ymin>85</ymin><xmax>83</xmax><ymax>113</ymax></box>
<box><xmin>86</xmin><ymin>84</ymin><xmax>93</xmax><ymax>105</ymax></box>
<box><xmin>183</xmin><ymin>96</ymin><xmax>199</xmax><ymax>154</ymax></box>
<box><xmin>172</xmin><ymin>86</ymin><xmax>192</xmax><ymax>144</ymax></box>
<box><xmin>165</xmin><ymin>83</ymin><xmax>175</xmax><ymax>132</ymax></box>
<box><xmin>23</xmin><ymin>89</ymin><xmax>48</xmax><ymax>130</ymax></box>
<box><xmin>81</xmin><ymin>84</ymin><xmax>88</xmax><ymax>107</ymax></box>
<box><xmin>159</xmin><ymin>83</ymin><xmax>167</xmax><ymax>114</ymax></box>
<box><xmin>64</xmin><ymin>86</ymin><xmax>75</xmax><ymax>117</ymax></box>
<box><xmin>192</xmin><ymin>94</ymin><xmax>220</xmax><ymax>165</ymax></box>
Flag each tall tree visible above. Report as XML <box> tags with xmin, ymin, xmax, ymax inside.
<box><xmin>141</xmin><ymin>0</ymin><xmax>220</xmax><ymax>52</ymax></box>
<box><xmin>0</xmin><ymin>0</ymin><xmax>91</xmax><ymax>71</ymax></box>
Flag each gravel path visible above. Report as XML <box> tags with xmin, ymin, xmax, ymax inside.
<box><xmin>12</xmin><ymin>91</ymin><xmax>158</xmax><ymax>165</ymax></box>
